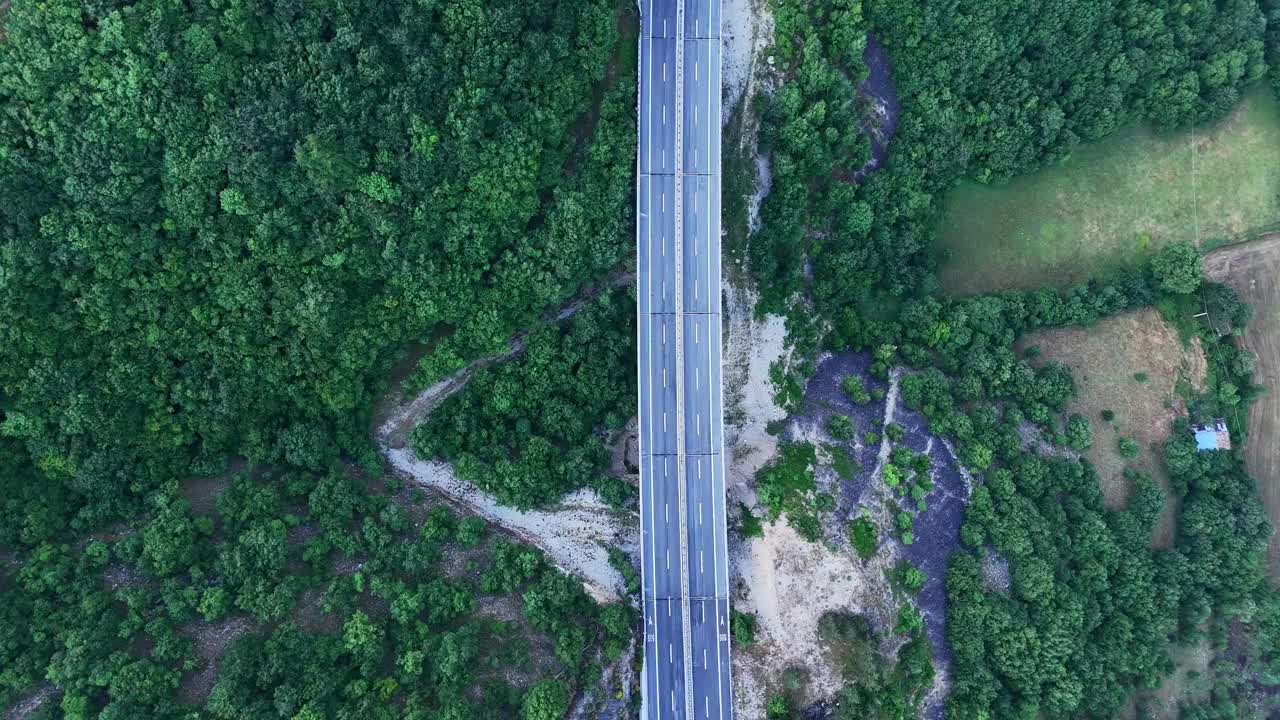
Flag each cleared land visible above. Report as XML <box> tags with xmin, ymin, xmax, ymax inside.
<box><xmin>1018</xmin><ymin>309</ymin><xmax>1207</xmax><ymax>547</ymax></box>
<box><xmin>939</xmin><ymin>87</ymin><xmax>1280</xmax><ymax>295</ymax></box>
<box><xmin>1205</xmin><ymin>235</ymin><xmax>1280</xmax><ymax>580</ymax></box>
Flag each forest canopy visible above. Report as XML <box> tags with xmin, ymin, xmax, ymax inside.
<box><xmin>0</xmin><ymin>0</ymin><xmax>635</xmax><ymax>526</ymax></box>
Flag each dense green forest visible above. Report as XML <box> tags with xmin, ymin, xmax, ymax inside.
<box><xmin>0</xmin><ymin>0</ymin><xmax>635</xmax><ymax>526</ymax></box>
<box><xmin>0</xmin><ymin>0</ymin><xmax>639</xmax><ymax>716</ymax></box>
<box><xmin>0</xmin><ymin>465</ymin><xmax>633</xmax><ymax>717</ymax></box>
<box><xmin>411</xmin><ymin>291</ymin><xmax>636</xmax><ymax>510</ymax></box>
<box><xmin>752</xmin><ymin>0</ymin><xmax>1269</xmax><ymax>329</ymax></box>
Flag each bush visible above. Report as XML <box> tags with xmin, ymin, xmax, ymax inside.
<box><xmin>1118</xmin><ymin>436</ymin><xmax>1140</xmax><ymax>459</ymax></box>
<box><xmin>828</xmin><ymin>414</ymin><xmax>856</xmax><ymax>440</ymax></box>
<box><xmin>1064</xmin><ymin>414</ymin><xmax>1092</xmax><ymax>451</ymax></box>
<box><xmin>738</xmin><ymin>503</ymin><xmax>765</xmax><ymax>539</ymax></box>
<box><xmin>895</xmin><ymin>562</ymin><xmax>927</xmax><ymax>594</ymax></box>
<box><xmin>1152</xmin><ymin>240</ymin><xmax>1203</xmax><ymax>295</ymax></box>
<box><xmin>731</xmin><ymin>609</ymin><xmax>758</xmax><ymax>646</ymax></box>
<box><xmin>841</xmin><ymin>376</ymin><xmax>872</xmax><ymax>404</ymax></box>
<box><xmin>849</xmin><ymin>516</ymin><xmax>878</xmax><ymax>559</ymax></box>
<box><xmin>885</xmin><ymin>422</ymin><xmax>906</xmax><ymax>441</ymax></box>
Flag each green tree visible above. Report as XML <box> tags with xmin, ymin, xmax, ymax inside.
<box><xmin>1152</xmin><ymin>240</ymin><xmax>1204</xmax><ymax>294</ymax></box>
<box><xmin>521</xmin><ymin>679</ymin><xmax>570</xmax><ymax>720</ymax></box>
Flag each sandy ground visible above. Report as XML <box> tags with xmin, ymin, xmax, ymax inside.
<box><xmin>381</xmin><ymin>449</ymin><xmax>629</xmax><ymax>603</ymax></box>
<box><xmin>722</xmin><ymin>282</ymin><xmax>790</xmax><ymax>487</ymax></box>
<box><xmin>720</xmin><ymin>0</ymin><xmax>772</xmax><ymax>124</ymax></box>
<box><xmin>1017</xmin><ymin>308</ymin><xmax>1206</xmax><ymax>548</ymax></box>
<box><xmin>725</xmin><ymin>359</ymin><xmax>961</xmax><ymax>717</ymax></box>
<box><xmin>1205</xmin><ymin>234</ymin><xmax>1280</xmax><ymax>579</ymax></box>
<box><xmin>730</xmin><ymin>520</ymin><xmax>900</xmax><ymax>716</ymax></box>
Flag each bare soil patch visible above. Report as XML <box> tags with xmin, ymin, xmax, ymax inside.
<box><xmin>728</xmin><ymin>520</ymin><xmax>898</xmax><ymax>717</ymax></box>
<box><xmin>722</xmin><ymin>282</ymin><xmax>790</xmax><ymax>488</ymax></box>
<box><xmin>4</xmin><ymin>684</ymin><xmax>58</xmax><ymax>720</ymax></box>
<box><xmin>1205</xmin><ymin>234</ymin><xmax>1280</xmax><ymax>579</ymax></box>
<box><xmin>1018</xmin><ymin>308</ymin><xmax>1207</xmax><ymax>547</ymax></box>
<box><xmin>177</xmin><ymin>615</ymin><xmax>258</xmax><ymax>704</ymax></box>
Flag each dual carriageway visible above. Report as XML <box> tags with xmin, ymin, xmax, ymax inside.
<box><xmin>636</xmin><ymin>0</ymin><xmax>733</xmax><ymax>718</ymax></box>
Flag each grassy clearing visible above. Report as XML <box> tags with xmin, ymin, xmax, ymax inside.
<box><xmin>1205</xmin><ymin>234</ymin><xmax>1280</xmax><ymax>581</ymax></box>
<box><xmin>939</xmin><ymin>86</ymin><xmax>1280</xmax><ymax>295</ymax></box>
<box><xmin>1017</xmin><ymin>308</ymin><xmax>1207</xmax><ymax>548</ymax></box>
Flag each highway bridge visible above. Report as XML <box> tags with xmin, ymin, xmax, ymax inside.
<box><xmin>636</xmin><ymin>0</ymin><xmax>732</xmax><ymax>718</ymax></box>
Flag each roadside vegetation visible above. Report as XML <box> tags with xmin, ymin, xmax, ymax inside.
<box><xmin>411</xmin><ymin>291</ymin><xmax>636</xmax><ymax>510</ymax></box>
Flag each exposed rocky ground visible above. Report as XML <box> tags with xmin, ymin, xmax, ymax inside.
<box><xmin>728</xmin><ymin>351</ymin><xmax>968</xmax><ymax>719</ymax></box>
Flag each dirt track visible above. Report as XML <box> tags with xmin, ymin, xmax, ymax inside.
<box><xmin>1205</xmin><ymin>234</ymin><xmax>1280</xmax><ymax>579</ymax></box>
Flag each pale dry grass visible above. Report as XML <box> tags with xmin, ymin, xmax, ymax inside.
<box><xmin>1205</xmin><ymin>234</ymin><xmax>1280</xmax><ymax>581</ymax></box>
<box><xmin>1019</xmin><ymin>308</ymin><xmax>1207</xmax><ymax>548</ymax></box>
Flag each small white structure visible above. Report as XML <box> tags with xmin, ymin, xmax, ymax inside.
<box><xmin>1192</xmin><ymin>419</ymin><xmax>1231</xmax><ymax>452</ymax></box>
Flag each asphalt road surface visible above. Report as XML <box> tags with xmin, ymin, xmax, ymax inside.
<box><xmin>636</xmin><ymin>0</ymin><xmax>731</xmax><ymax>718</ymax></box>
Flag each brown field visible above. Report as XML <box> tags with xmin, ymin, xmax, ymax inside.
<box><xmin>1204</xmin><ymin>234</ymin><xmax>1280</xmax><ymax>580</ymax></box>
<box><xmin>1018</xmin><ymin>308</ymin><xmax>1207</xmax><ymax>547</ymax></box>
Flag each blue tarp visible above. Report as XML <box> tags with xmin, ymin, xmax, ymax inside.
<box><xmin>1194</xmin><ymin>429</ymin><xmax>1219</xmax><ymax>451</ymax></box>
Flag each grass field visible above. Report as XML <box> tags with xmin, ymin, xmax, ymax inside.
<box><xmin>1018</xmin><ymin>308</ymin><xmax>1207</xmax><ymax>548</ymax></box>
<box><xmin>939</xmin><ymin>86</ymin><xmax>1280</xmax><ymax>296</ymax></box>
<box><xmin>1205</xmin><ymin>235</ymin><xmax>1280</xmax><ymax>581</ymax></box>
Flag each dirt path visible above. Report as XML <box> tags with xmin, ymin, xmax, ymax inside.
<box><xmin>1205</xmin><ymin>233</ymin><xmax>1280</xmax><ymax>579</ymax></box>
<box><xmin>4</xmin><ymin>684</ymin><xmax>57</xmax><ymax>720</ymax></box>
<box><xmin>374</xmin><ymin>270</ymin><xmax>633</xmax><ymax>450</ymax></box>
<box><xmin>372</xmin><ymin>272</ymin><xmax>636</xmax><ymax>602</ymax></box>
